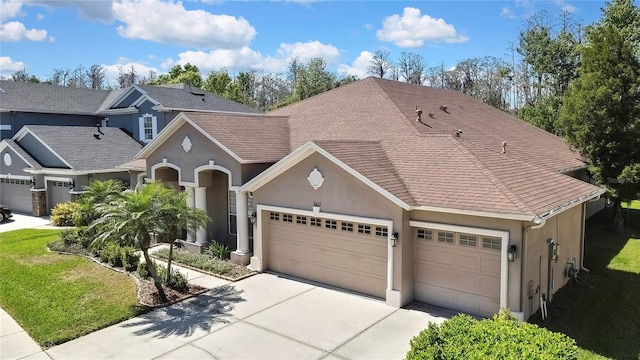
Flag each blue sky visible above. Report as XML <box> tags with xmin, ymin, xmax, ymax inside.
<box><xmin>0</xmin><ymin>0</ymin><xmax>608</xmax><ymax>86</ymax></box>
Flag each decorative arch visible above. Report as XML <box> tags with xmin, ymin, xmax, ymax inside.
<box><xmin>193</xmin><ymin>160</ymin><xmax>234</xmax><ymax>189</ymax></box>
<box><xmin>150</xmin><ymin>159</ymin><xmax>182</xmax><ymax>184</ymax></box>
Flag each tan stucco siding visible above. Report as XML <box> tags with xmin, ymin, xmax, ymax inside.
<box><xmin>522</xmin><ymin>204</ymin><xmax>583</xmax><ymax>319</ymax></box>
<box><xmin>251</xmin><ymin>152</ymin><xmax>405</xmax><ymax>299</ymax></box>
<box><xmin>144</xmin><ymin>122</ymin><xmax>243</xmax><ymax>186</ymax></box>
<box><xmin>409</xmin><ymin>210</ymin><xmax>523</xmax><ymax>314</ymax></box>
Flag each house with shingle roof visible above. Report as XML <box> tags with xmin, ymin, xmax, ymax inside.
<box><xmin>136</xmin><ymin>77</ymin><xmax>605</xmax><ymax>321</ymax></box>
<box><xmin>0</xmin><ymin>80</ymin><xmax>262</xmax><ymax>215</ymax></box>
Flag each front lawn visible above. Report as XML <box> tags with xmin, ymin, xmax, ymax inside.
<box><xmin>0</xmin><ymin>229</ymin><xmax>146</xmax><ymax>347</ymax></box>
<box><xmin>529</xmin><ymin>204</ymin><xmax>640</xmax><ymax>360</ymax></box>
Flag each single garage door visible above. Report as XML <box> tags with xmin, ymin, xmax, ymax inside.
<box><xmin>48</xmin><ymin>181</ymin><xmax>71</xmax><ymax>214</ymax></box>
<box><xmin>267</xmin><ymin>211</ymin><xmax>387</xmax><ymax>298</ymax></box>
<box><xmin>0</xmin><ymin>178</ymin><xmax>32</xmax><ymax>213</ymax></box>
<box><xmin>415</xmin><ymin>228</ymin><xmax>501</xmax><ymax>317</ymax></box>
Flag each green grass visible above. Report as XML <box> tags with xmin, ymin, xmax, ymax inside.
<box><xmin>529</xmin><ymin>206</ymin><xmax>640</xmax><ymax>360</ymax></box>
<box><xmin>0</xmin><ymin>229</ymin><xmax>146</xmax><ymax>348</ymax></box>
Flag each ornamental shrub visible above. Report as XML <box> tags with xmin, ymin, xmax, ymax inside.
<box><xmin>120</xmin><ymin>247</ymin><xmax>139</xmax><ymax>272</ymax></box>
<box><xmin>406</xmin><ymin>310</ymin><xmax>578</xmax><ymax>360</ymax></box>
<box><xmin>50</xmin><ymin>201</ymin><xmax>80</xmax><ymax>227</ymax></box>
<box><xmin>136</xmin><ymin>261</ymin><xmax>188</xmax><ymax>292</ymax></box>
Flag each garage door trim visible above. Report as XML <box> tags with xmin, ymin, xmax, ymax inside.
<box><xmin>409</xmin><ymin>220</ymin><xmax>509</xmax><ymax>312</ymax></box>
<box><xmin>254</xmin><ymin>204</ymin><xmax>399</xmax><ymax>305</ymax></box>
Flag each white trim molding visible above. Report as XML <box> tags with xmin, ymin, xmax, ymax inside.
<box><xmin>409</xmin><ymin>220</ymin><xmax>511</xmax><ymax>313</ymax></box>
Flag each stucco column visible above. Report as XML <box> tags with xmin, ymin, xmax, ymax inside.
<box><xmin>235</xmin><ymin>190</ymin><xmax>249</xmax><ymax>254</ymax></box>
<box><xmin>185</xmin><ymin>186</ymin><xmax>195</xmax><ymax>243</ymax></box>
<box><xmin>194</xmin><ymin>187</ymin><xmax>207</xmax><ymax>245</ymax></box>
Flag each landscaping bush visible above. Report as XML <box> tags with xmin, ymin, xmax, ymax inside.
<box><xmin>406</xmin><ymin>311</ymin><xmax>578</xmax><ymax>360</ymax></box>
<box><xmin>206</xmin><ymin>241</ymin><xmax>231</xmax><ymax>260</ymax></box>
<box><xmin>152</xmin><ymin>248</ymin><xmax>252</xmax><ymax>279</ymax></box>
<box><xmin>120</xmin><ymin>247</ymin><xmax>139</xmax><ymax>272</ymax></box>
<box><xmin>50</xmin><ymin>202</ymin><xmax>80</xmax><ymax>227</ymax></box>
<box><xmin>136</xmin><ymin>261</ymin><xmax>188</xmax><ymax>292</ymax></box>
<box><xmin>98</xmin><ymin>243</ymin><xmax>123</xmax><ymax>267</ymax></box>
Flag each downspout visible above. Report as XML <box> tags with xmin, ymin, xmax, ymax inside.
<box><xmin>580</xmin><ymin>202</ymin><xmax>590</xmax><ymax>273</ymax></box>
<box><xmin>520</xmin><ymin>216</ymin><xmax>546</xmax><ymax>317</ymax></box>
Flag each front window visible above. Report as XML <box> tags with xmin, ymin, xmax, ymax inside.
<box><xmin>138</xmin><ymin>113</ymin><xmax>157</xmax><ymax>142</ymax></box>
<box><xmin>228</xmin><ymin>191</ymin><xmax>237</xmax><ymax>235</ymax></box>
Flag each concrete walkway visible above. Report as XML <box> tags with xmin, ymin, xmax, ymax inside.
<box><xmin>1</xmin><ymin>271</ymin><xmax>456</xmax><ymax>360</ymax></box>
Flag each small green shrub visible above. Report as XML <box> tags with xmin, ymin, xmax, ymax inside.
<box><xmin>206</xmin><ymin>241</ymin><xmax>231</xmax><ymax>260</ymax></box>
<box><xmin>120</xmin><ymin>247</ymin><xmax>139</xmax><ymax>272</ymax></box>
<box><xmin>136</xmin><ymin>261</ymin><xmax>188</xmax><ymax>292</ymax></box>
<box><xmin>152</xmin><ymin>248</ymin><xmax>252</xmax><ymax>279</ymax></box>
<box><xmin>406</xmin><ymin>310</ymin><xmax>578</xmax><ymax>360</ymax></box>
<box><xmin>98</xmin><ymin>243</ymin><xmax>123</xmax><ymax>267</ymax></box>
<box><xmin>59</xmin><ymin>228</ymin><xmax>80</xmax><ymax>246</ymax></box>
<box><xmin>50</xmin><ymin>202</ymin><xmax>80</xmax><ymax>227</ymax></box>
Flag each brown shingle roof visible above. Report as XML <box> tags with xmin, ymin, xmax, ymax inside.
<box><xmin>185</xmin><ymin>113</ymin><xmax>290</xmax><ymax>162</ymax></box>
<box><xmin>267</xmin><ymin>77</ymin><xmax>601</xmax><ymax>217</ymax></box>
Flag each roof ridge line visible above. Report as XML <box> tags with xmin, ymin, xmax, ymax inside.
<box><xmin>450</xmin><ymin>137</ymin><xmax>534</xmax><ymax>215</ymax></box>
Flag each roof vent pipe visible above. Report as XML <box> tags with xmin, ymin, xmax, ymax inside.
<box><xmin>415</xmin><ymin>107</ymin><xmax>422</xmax><ymax>122</ymax></box>
<box><xmin>440</xmin><ymin>105</ymin><xmax>448</xmax><ymax>113</ymax></box>
<box><xmin>454</xmin><ymin>129</ymin><xmax>462</xmax><ymax>137</ymax></box>
<box><xmin>502</xmin><ymin>141</ymin><xmax>507</xmax><ymax>154</ymax></box>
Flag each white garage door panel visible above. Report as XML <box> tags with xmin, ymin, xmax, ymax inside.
<box><xmin>0</xmin><ymin>181</ymin><xmax>32</xmax><ymax>213</ymax></box>
<box><xmin>49</xmin><ymin>181</ymin><xmax>70</xmax><ymax>214</ymax></box>
<box><xmin>415</xmin><ymin>236</ymin><xmax>500</xmax><ymax>317</ymax></box>
<box><xmin>268</xmin><ymin>216</ymin><xmax>387</xmax><ymax>299</ymax></box>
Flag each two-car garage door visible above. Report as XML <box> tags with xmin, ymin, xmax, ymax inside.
<box><xmin>267</xmin><ymin>211</ymin><xmax>387</xmax><ymax>298</ymax></box>
<box><xmin>414</xmin><ymin>227</ymin><xmax>501</xmax><ymax>317</ymax></box>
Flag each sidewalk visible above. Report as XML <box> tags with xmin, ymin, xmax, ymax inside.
<box><xmin>0</xmin><ymin>307</ymin><xmax>50</xmax><ymax>360</ymax></box>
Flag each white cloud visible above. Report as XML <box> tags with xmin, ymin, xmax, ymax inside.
<box><xmin>112</xmin><ymin>0</ymin><xmax>256</xmax><ymax>49</ymax></box>
<box><xmin>36</xmin><ymin>13</ymin><xmax>44</xmax><ymax>20</ymax></box>
<box><xmin>377</xmin><ymin>7</ymin><xmax>469</xmax><ymax>47</ymax></box>
<box><xmin>276</xmin><ymin>41</ymin><xmax>340</xmax><ymax>64</ymax></box>
<box><xmin>501</xmin><ymin>7</ymin><xmax>515</xmax><ymax>19</ymax></box>
<box><xmin>337</xmin><ymin>51</ymin><xmax>373</xmax><ymax>79</ymax></box>
<box><xmin>0</xmin><ymin>20</ymin><xmax>47</xmax><ymax>41</ymax></box>
<box><xmin>19</xmin><ymin>0</ymin><xmax>115</xmax><ymax>22</ymax></box>
<box><xmin>0</xmin><ymin>0</ymin><xmax>23</xmax><ymax>21</ymax></box>
<box><xmin>165</xmin><ymin>40</ymin><xmax>341</xmax><ymax>74</ymax></box>
<box><xmin>102</xmin><ymin>61</ymin><xmax>160</xmax><ymax>86</ymax></box>
<box><xmin>555</xmin><ymin>0</ymin><xmax>576</xmax><ymax>13</ymax></box>
<box><xmin>0</xmin><ymin>56</ymin><xmax>26</xmax><ymax>74</ymax></box>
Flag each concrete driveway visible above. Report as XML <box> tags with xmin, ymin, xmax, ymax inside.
<box><xmin>0</xmin><ymin>213</ymin><xmax>52</xmax><ymax>233</ymax></box>
<box><xmin>46</xmin><ymin>273</ymin><xmax>456</xmax><ymax>360</ymax></box>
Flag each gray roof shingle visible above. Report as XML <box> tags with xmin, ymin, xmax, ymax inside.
<box><xmin>0</xmin><ymin>80</ymin><xmax>111</xmax><ymax>115</ymax></box>
<box><xmin>136</xmin><ymin>84</ymin><xmax>263</xmax><ymax>114</ymax></box>
<box><xmin>22</xmin><ymin>125</ymin><xmax>142</xmax><ymax>171</ymax></box>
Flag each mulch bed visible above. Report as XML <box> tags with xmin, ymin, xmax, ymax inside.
<box><xmin>135</xmin><ymin>277</ymin><xmax>209</xmax><ymax>308</ymax></box>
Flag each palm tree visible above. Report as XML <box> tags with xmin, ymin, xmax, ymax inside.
<box><xmin>90</xmin><ymin>182</ymin><xmax>209</xmax><ymax>302</ymax></box>
<box><xmin>73</xmin><ymin>179</ymin><xmax>124</xmax><ymax>227</ymax></box>
<box><xmin>152</xmin><ymin>185</ymin><xmax>210</xmax><ymax>282</ymax></box>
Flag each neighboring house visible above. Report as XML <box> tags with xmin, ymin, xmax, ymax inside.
<box><xmin>0</xmin><ymin>80</ymin><xmax>262</xmax><ymax>214</ymax></box>
<box><xmin>0</xmin><ymin>125</ymin><xmax>142</xmax><ymax>215</ymax></box>
<box><xmin>136</xmin><ymin>77</ymin><xmax>605</xmax><ymax>320</ymax></box>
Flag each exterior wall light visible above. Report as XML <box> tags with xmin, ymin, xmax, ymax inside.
<box><xmin>248</xmin><ymin>210</ymin><xmax>257</xmax><ymax>224</ymax></box>
<box><xmin>390</xmin><ymin>232</ymin><xmax>399</xmax><ymax>247</ymax></box>
<box><xmin>507</xmin><ymin>245</ymin><xmax>517</xmax><ymax>262</ymax></box>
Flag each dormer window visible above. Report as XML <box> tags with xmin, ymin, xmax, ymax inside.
<box><xmin>139</xmin><ymin>113</ymin><xmax>157</xmax><ymax>142</ymax></box>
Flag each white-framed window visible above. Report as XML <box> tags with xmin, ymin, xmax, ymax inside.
<box><xmin>228</xmin><ymin>191</ymin><xmax>237</xmax><ymax>235</ymax></box>
<box><xmin>437</xmin><ymin>231</ymin><xmax>454</xmax><ymax>244</ymax></box>
<box><xmin>482</xmin><ymin>236</ymin><xmax>502</xmax><ymax>250</ymax></box>
<box><xmin>296</xmin><ymin>216</ymin><xmax>307</xmax><ymax>225</ymax></box>
<box><xmin>417</xmin><ymin>229</ymin><xmax>433</xmax><ymax>240</ymax></box>
<box><xmin>270</xmin><ymin>212</ymin><xmax>280</xmax><ymax>221</ymax></box>
<box><xmin>358</xmin><ymin>224</ymin><xmax>371</xmax><ymax>235</ymax></box>
<box><xmin>459</xmin><ymin>233</ymin><xmax>477</xmax><ymax>247</ymax></box>
<box><xmin>375</xmin><ymin>226</ymin><xmax>388</xmax><ymax>237</ymax></box>
<box><xmin>138</xmin><ymin>113</ymin><xmax>158</xmax><ymax>142</ymax></box>
<box><xmin>325</xmin><ymin>219</ymin><xmax>337</xmax><ymax>229</ymax></box>
<box><xmin>283</xmin><ymin>214</ymin><xmax>293</xmax><ymax>223</ymax></box>
<box><xmin>341</xmin><ymin>222</ymin><xmax>354</xmax><ymax>232</ymax></box>
<box><xmin>310</xmin><ymin>217</ymin><xmax>322</xmax><ymax>227</ymax></box>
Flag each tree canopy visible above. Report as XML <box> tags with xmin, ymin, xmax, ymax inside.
<box><xmin>560</xmin><ymin>0</ymin><xmax>640</xmax><ymax>231</ymax></box>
